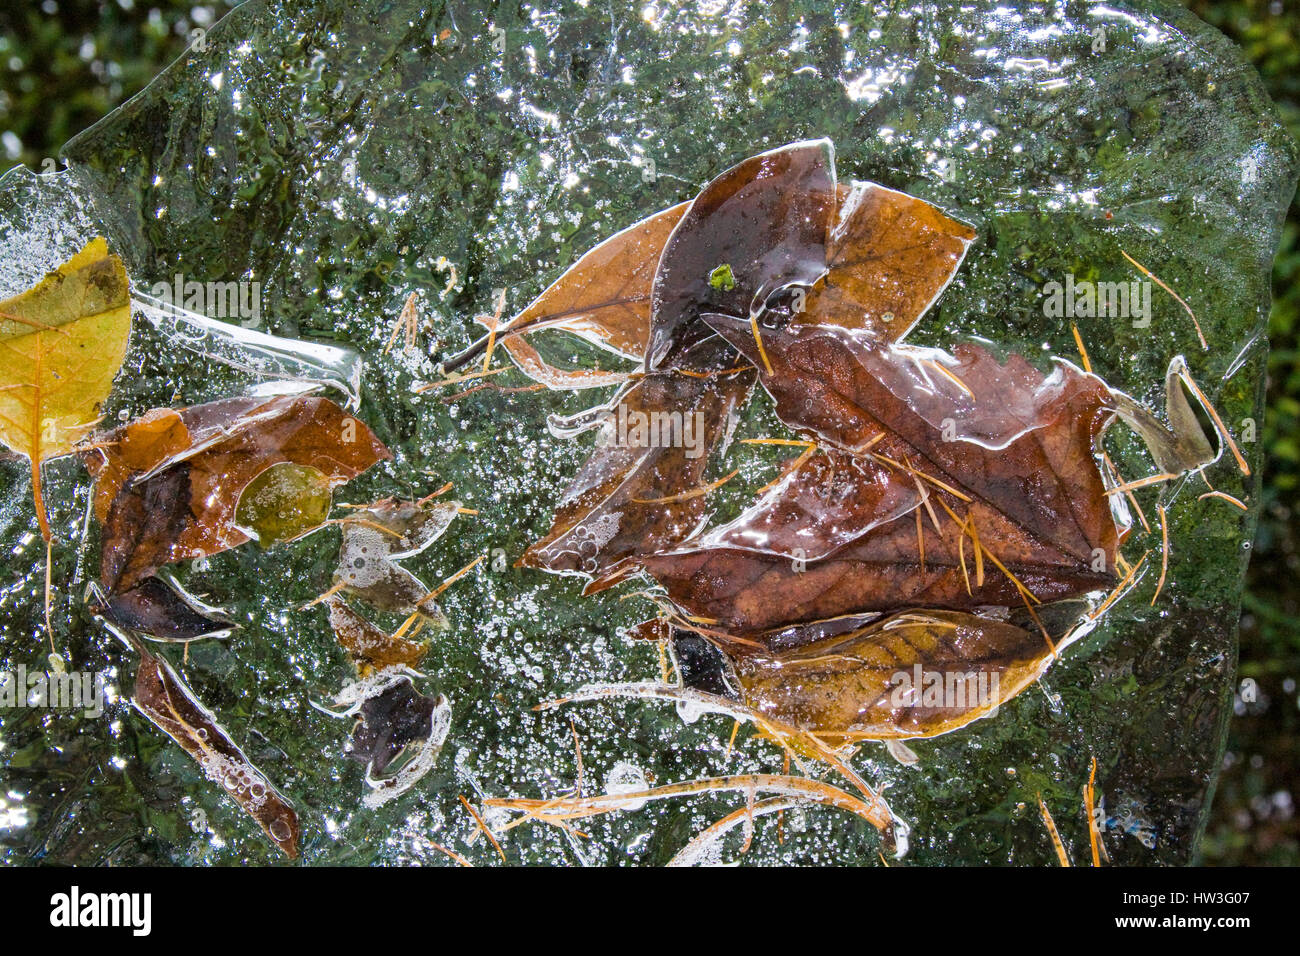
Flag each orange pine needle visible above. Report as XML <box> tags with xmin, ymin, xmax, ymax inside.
<box><xmin>740</xmin><ymin>438</ymin><xmax>816</xmax><ymax>447</ymax></box>
<box><xmin>1090</xmin><ymin>551</ymin><xmax>1150</xmax><ymax>621</ymax></box>
<box><xmin>429</xmin><ymin>841</ymin><xmax>473</xmax><ymax>866</ymax></box>
<box><xmin>749</xmin><ymin>314</ymin><xmax>775</xmax><ymax>374</ymax></box>
<box><xmin>875</xmin><ymin>453</ymin><xmax>972</xmax><ymax>502</ymax></box>
<box><xmin>428</xmin><ymin>554</ymin><xmax>485</xmax><ymax>600</ymax></box>
<box><xmin>300</xmin><ymin>579</ymin><xmax>347</xmax><ymax>609</ymax></box>
<box><xmin>1038</xmin><ymin>793</ymin><xmax>1071</xmax><ymax>867</ymax></box>
<box><xmin>1070</xmin><ymin>322</ymin><xmax>1093</xmax><ymax>374</ymax></box>
<box><xmin>324</xmin><ymin>516</ymin><xmax>405</xmax><ymax>538</ymax></box>
<box><xmin>1103</xmin><ymin>452</ymin><xmax>1149</xmax><ymax>533</ymax></box>
<box><xmin>1150</xmin><ymin>504</ymin><xmax>1169</xmax><ymax>606</ymax></box>
<box><xmin>1178</xmin><ymin>372</ymin><xmax>1251</xmax><ymax>476</ymax></box>
<box><xmin>459</xmin><ymin>794</ymin><xmax>507</xmax><ymax>863</ymax></box>
<box><xmin>1120</xmin><ymin>249</ymin><xmax>1207</xmax><ymax>349</ymax></box>
<box><xmin>570</xmin><ymin>718</ymin><xmax>584</xmax><ymax>796</ymax></box>
<box><xmin>415</xmin><ymin>365</ymin><xmax>511</xmax><ymax>393</ymax></box>
<box><xmin>1085</xmin><ymin>756</ymin><xmax>1101</xmax><ymax>868</ymax></box>
<box><xmin>632</xmin><ymin>469</ymin><xmax>739</xmax><ymax>504</ymax></box>
<box><xmin>1198</xmin><ymin>490</ymin><xmax>1247</xmax><ymax>511</ymax></box>
<box><xmin>724</xmin><ymin>720</ymin><xmax>740</xmax><ymax>762</ymax></box>
<box><xmin>756</xmin><ymin>444</ymin><xmax>816</xmax><ymax>495</ymax></box>
<box><xmin>1105</xmin><ymin>472</ymin><xmax>1176</xmax><ymax>495</ymax></box>
<box><xmin>923</xmin><ymin>358</ymin><xmax>974</xmax><ymax>398</ymax></box>
<box><xmin>418</xmin><ymin>481</ymin><xmax>455</xmax><ymax>503</ymax></box>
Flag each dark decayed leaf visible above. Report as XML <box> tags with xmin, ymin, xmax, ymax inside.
<box><xmin>325</xmin><ymin>672</ymin><xmax>452</xmax><ymax>809</ymax></box>
<box><xmin>84</xmin><ymin>395</ymin><xmax>389</xmax><ymax>639</ymax></box>
<box><xmin>521</xmin><ymin>335</ymin><xmax>754</xmax><ymax>588</ymax></box>
<box><xmin>646</xmin><ymin>139</ymin><xmax>836</xmax><ymax>370</ymax></box>
<box><xmin>345</xmin><ymin>676</ymin><xmax>442</xmax><ymax>775</ymax></box>
<box><xmin>100</xmin><ymin>574</ymin><xmax>234</xmax><ymax>642</ymax></box>
<box><xmin>132</xmin><ymin>643</ymin><xmax>300</xmax><ymax>858</ymax></box>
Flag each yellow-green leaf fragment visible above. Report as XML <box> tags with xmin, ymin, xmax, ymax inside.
<box><xmin>0</xmin><ymin>236</ymin><xmax>131</xmax><ymax>541</ymax></box>
<box><xmin>233</xmin><ymin>461</ymin><xmax>333</xmax><ymax>547</ymax></box>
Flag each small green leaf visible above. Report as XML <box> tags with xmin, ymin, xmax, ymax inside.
<box><xmin>708</xmin><ymin>263</ymin><xmax>736</xmax><ymax>291</ymax></box>
<box><xmin>234</xmin><ymin>461</ymin><xmax>333</xmax><ymax>547</ymax></box>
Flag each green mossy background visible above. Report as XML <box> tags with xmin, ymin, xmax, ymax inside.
<box><xmin>0</xmin><ymin>0</ymin><xmax>1295</xmax><ymax>864</ymax></box>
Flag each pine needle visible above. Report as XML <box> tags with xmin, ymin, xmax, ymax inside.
<box><xmin>756</xmin><ymin>444</ymin><xmax>816</xmax><ymax>495</ymax></box>
<box><xmin>724</xmin><ymin>720</ymin><xmax>740</xmax><ymax>762</ymax></box>
<box><xmin>1150</xmin><ymin>504</ymin><xmax>1169</xmax><ymax>606</ymax></box>
<box><xmin>1120</xmin><ymin>249</ymin><xmax>1207</xmax><ymax>349</ymax></box>
<box><xmin>631</xmin><ymin>469</ymin><xmax>739</xmax><ymax>504</ymax></box>
<box><xmin>1177</xmin><ymin>370</ymin><xmax>1251</xmax><ymax>476</ymax></box>
<box><xmin>429</xmin><ymin>841</ymin><xmax>473</xmax><ymax>866</ymax></box>
<box><xmin>1103</xmin><ymin>452</ymin><xmax>1149</xmax><ymax>532</ymax></box>
<box><xmin>1104</xmin><ymin>472</ymin><xmax>1176</xmax><ymax>495</ymax></box>
<box><xmin>749</xmin><ymin>314</ymin><xmax>774</xmax><ymax>374</ymax></box>
<box><xmin>922</xmin><ymin>358</ymin><xmax>974</xmax><ymax>398</ymax></box>
<box><xmin>458</xmin><ymin>795</ymin><xmax>506</xmax><ymax>863</ymax></box>
<box><xmin>1037</xmin><ymin>793</ymin><xmax>1071</xmax><ymax>867</ymax></box>
<box><xmin>1070</xmin><ymin>322</ymin><xmax>1093</xmax><ymax>374</ymax></box>
<box><xmin>415</xmin><ymin>365</ymin><xmax>510</xmax><ymax>393</ymax></box>
<box><xmin>1198</xmin><ymin>490</ymin><xmax>1247</xmax><ymax>511</ymax></box>
<box><xmin>1085</xmin><ymin>756</ymin><xmax>1102</xmax><ymax>868</ymax></box>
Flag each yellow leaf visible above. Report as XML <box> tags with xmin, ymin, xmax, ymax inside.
<box><xmin>0</xmin><ymin>237</ymin><xmax>131</xmax><ymax>540</ymax></box>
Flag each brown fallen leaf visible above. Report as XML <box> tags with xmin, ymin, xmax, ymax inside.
<box><xmin>84</xmin><ymin>395</ymin><xmax>390</xmax><ymax>639</ymax></box>
<box><xmin>521</xmin><ymin>335</ymin><xmax>754</xmax><ymax>586</ymax></box>
<box><xmin>132</xmin><ymin>641</ymin><xmax>300</xmax><ymax>858</ymax></box>
<box><xmin>327</xmin><ymin>597</ymin><xmax>429</xmax><ymax>674</ymax></box>
<box><xmin>724</xmin><ymin>608</ymin><xmax>1060</xmax><ymax>741</ymax></box>
<box><xmin>638</xmin><ymin>324</ymin><xmax>1123</xmax><ymax>632</ymax></box>
<box><xmin>794</xmin><ymin>181</ymin><xmax>977</xmax><ymax>341</ymax></box>
<box><xmin>442</xmin><ymin>202</ymin><xmax>690</xmax><ymax>387</ymax></box>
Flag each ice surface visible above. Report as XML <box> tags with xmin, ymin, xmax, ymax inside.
<box><xmin>0</xmin><ymin>0</ymin><xmax>1295</xmax><ymax>865</ymax></box>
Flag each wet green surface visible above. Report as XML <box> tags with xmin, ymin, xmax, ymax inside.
<box><xmin>0</xmin><ymin>0</ymin><xmax>1295</xmax><ymax>865</ymax></box>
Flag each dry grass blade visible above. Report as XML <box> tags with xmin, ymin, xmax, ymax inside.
<box><xmin>486</xmin><ymin>773</ymin><xmax>890</xmax><ymax>834</ymax></box>
<box><xmin>668</xmin><ymin>796</ymin><xmax>800</xmax><ymax>866</ymax></box>
<box><xmin>529</xmin><ymin>681</ymin><xmax>895</xmax><ymax>833</ymax></box>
